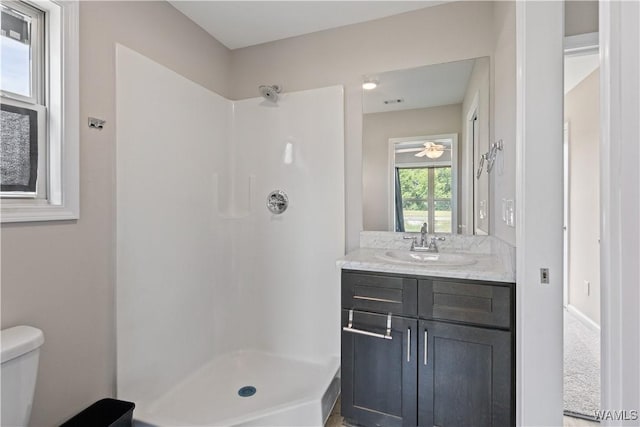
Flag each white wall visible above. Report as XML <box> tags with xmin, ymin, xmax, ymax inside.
<box><xmin>565</xmin><ymin>69</ymin><xmax>600</xmax><ymax>325</ymax></box>
<box><xmin>515</xmin><ymin>2</ymin><xmax>564</xmax><ymax>425</ymax></box>
<box><xmin>115</xmin><ymin>45</ymin><xmax>234</xmax><ymax>403</ymax></box>
<box><xmin>599</xmin><ymin>0</ymin><xmax>640</xmax><ymax>420</ymax></box>
<box><xmin>362</xmin><ymin>104</ymin><xmax>463</xmax><ymax>231</ymax></box>
<box><xmin>232</xmin><ymin>87</ymin><xmax>344</xmax><ymax>361</ymax></box>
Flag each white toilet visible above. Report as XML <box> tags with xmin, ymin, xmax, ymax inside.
<box><xmin>1</xmin><ymin>326</ymin><xmax>45</xmax><ymax>427</ymax></box>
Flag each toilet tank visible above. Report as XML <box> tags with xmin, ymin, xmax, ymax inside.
<box><xmin>1</xmin><ymin>326</ymin><xmax>45</xmax><ymax>427</ymax></box>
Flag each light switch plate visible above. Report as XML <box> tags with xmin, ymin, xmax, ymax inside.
<box><xmin>506</xmin><ymin>199</ymin><xmax>515</xmax><ymax>227</ymax></box>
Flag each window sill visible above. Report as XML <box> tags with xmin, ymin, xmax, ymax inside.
<box><xmin>1</xmin><ymin>203</ymin><xmax>78</xmax><ymax>223</ymax></box>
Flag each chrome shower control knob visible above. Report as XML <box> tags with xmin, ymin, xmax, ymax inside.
<box><xmin>266</xmin><ymin>190</ymin><xmax>288</xmax><ymax>214</ymax></box>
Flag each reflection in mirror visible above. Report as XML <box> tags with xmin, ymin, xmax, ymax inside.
<box><xmin>390</xmin><ymin>134</ymin><xmax>457</xmax><ymax>233</ymax></box>
<box><xmin>362</xmin><ymin>57</ymin><xmax>490</xmax><ymax>235</ymax></box>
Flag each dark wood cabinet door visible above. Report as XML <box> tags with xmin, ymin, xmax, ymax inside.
<box><xmin>341</xmin><ymin>310</ymin><xmax>418</xmax><ymax>427</ymax></box>
<box><xmin>418</xmin><ymin>320</ymin><xmax>512</xmax><ymax>427</ymax></box>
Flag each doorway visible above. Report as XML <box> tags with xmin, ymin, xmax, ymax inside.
<box><xmin>563</xmin><ymin>36</ymin><xmax>601</xmax><ymax>425</ymax></box>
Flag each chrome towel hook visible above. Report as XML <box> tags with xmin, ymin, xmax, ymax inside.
<box><xmin>476</xmin><ymin>139</ymin><xmax>503</xmax><ymax>179</ymax></box>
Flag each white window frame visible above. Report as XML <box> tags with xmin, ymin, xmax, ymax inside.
<box><xmin>1</xmin><ymin>0</ymin><xmax>79</xmax><ymax>222</ymax></box>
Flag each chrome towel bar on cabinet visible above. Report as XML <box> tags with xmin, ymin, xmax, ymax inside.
<box><xmin>342</xmin><ymin>309</ymin><xmax>393</xmax><ymax>340</ymax></box>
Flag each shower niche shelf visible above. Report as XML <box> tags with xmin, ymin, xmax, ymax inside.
<box><xmin>214</xmin><ymin>173</ymin><xmax>255</xmax><ymax>219</ymax></box>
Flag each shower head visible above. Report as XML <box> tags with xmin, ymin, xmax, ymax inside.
<box><xmin>259</xmin><ymin>85</ymin><xmax>281</xmax><ymax>103</ymax></box>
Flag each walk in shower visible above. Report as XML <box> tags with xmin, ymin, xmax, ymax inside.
<box><xmin>115</xmin><ymin>45</ymin><xmax>344</xmax><ymax>426</ymax></box>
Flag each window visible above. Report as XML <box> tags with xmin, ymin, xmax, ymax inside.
<box><xmin>390</xmin><ymin>134</ymin><xmax>457</xmax><ymax>233</ymax></box>
<box><xmin>1</xmin><ymin>2</ymin><xmax>45</xmax><ymax>198</ymax></box>
<box><xmin>1</xmin><ymin>0</ymin><xmax>79</xmax><ymax>222</ymax></box>
<box><xmin>1</xmin><ymin>2</ymin><xmax>40</xmax><ymax>99</ymax></box>
<box><xmin>1</xmin><ymin>103</ymin><xmax>39</xmax><ymax>193</ymax></box>
<box><xmin>397</xmin><ymin>166</ymin><xmax>453</xmax><ymax>233</ymax></box>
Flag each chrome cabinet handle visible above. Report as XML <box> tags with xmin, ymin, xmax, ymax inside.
<box><xmin>353</xmin><ymin>295</ymin><xmax>401</xmax><ymax>304</ymax></box>
<box><xmin>342</xmin><ymin>310</ymin><xmax>393</xmax><ymax>340</ymax></box>
<box><xmin>424</xmin><ymin>329</ymin><xmax>428</xmax><ymax>365</ymax></box>
<box><xmin>407</xmin><ymin>327</ymin><xmax>411</xmax><ymax>362</ymax></box>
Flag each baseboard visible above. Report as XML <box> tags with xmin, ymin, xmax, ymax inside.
<box><xmin>566</xmin><ymin>304</ymin><xmax>601</xmax><ymax>332</ymax></box>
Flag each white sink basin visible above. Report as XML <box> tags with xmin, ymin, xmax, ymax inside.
<box><xmin>376</xmin><ymin>250</ymin><xmax>478</xmax><ymax>267</ymax></box>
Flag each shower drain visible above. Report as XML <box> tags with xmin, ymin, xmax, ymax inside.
<box><xmin>238</xmin><ymin>386</ymin><xmax>257</xmax><ymax>397</ymax></box>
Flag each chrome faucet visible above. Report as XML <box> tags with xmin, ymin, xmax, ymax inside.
<box><xmin>404</xmin><ymin>222</ymin><xmax>446</xmax><ymax>253</ymax></box>
<box><xmin>426</xmin><ymin>235</ymin><xmax>446</xmax><ymax>253</ymax></box>
<box><xmin>420</xmin><ymin>222</ymin><xmax>428</xmax><ymax>247</ymax></box>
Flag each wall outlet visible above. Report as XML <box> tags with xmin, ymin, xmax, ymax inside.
<box><xmin>584</xmin><ymin>280</ymin><xmax>591</xmax><ymax>296</ymax></box>
<box><xmin>501</xmin><ymin>199</ymin><xmax>507</xmax><ymax>222</ymax></box>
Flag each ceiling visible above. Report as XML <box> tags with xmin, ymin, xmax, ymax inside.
<box><xmin>168</xmin><ymin>1</ymin><xmax>444</xmax><ymax>50</ymax></box>
<box><xmin>363</xmin><ymin>58</ymin><xmax>476</xmax><ymax>114</ymax></box>
<box><xmin>564</xmin><ymin>53</ymin><xmax>599</xmax><ymax>94</ymax></box>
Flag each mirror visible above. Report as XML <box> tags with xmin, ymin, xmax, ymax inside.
<box><xmin>362</xmin><ymin>57</ymin><xmax>490</xmax><ymax>235</ymax></box>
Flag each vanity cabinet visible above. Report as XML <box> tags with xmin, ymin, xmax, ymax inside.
<box><xmin>341</xmin><ymin>270</ymin><xmax>515</xmax><ymax>427</ymax></box>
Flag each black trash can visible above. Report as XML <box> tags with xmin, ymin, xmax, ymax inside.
<box><xmin>60</xmin><ymin>398</ymin><xmax>135</xmax><ymax>427</ymax></box>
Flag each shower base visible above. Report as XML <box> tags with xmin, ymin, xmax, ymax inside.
<box><xmin>133</xmin><ymin>350</ymin><xmax>340</xmax><ymax>427</ymax></box>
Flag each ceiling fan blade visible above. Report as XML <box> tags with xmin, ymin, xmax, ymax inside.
<box><xmin>396</xmin><ymin>147</ymin><xmax>424</xmax><ymax>154</ymax></box>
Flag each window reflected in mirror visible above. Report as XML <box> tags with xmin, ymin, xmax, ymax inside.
<box><xmin>393</xmin><ymin>135</ymin><xmax>455</xmax><ymax>233</ymax></box>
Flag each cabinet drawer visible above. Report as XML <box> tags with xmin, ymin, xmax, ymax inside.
<box><xmin>418</xmin><ymin>279</ymin><xmax>511</xmax><ymax>329</ymax></box>
<box><xmin>342</xmin><ymin>271</ymin><xmax>417</xmax><ymax>316</ymax></box>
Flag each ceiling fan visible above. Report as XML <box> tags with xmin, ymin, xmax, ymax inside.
<box><xmin>414</xmin><ymin>141</ymin><xmax>450</xmax><ymax>159</ymax></box>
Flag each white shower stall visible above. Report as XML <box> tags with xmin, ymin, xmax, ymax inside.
<box><xmin>115</xmin><ymin>45</ymin><xmax>344</xmax><ymax>426</ymax></box>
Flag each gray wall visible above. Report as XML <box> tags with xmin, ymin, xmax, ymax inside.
<box><xmin>565</xmin><ymin>69</ymin><xmax>600</xmax><ymax>325</ymax></box>
<box><xmin>363</xmin><ymin>104</ymin><xmax>463</xmax><ymax>231</ymax></box>
<box><xmin>0</xmin><ymin>2</ymin><xmax>231</xmax><ymax>425</ymax></box>
<box><xmin>565</xmin><ymin>0</ymin><xmax>599</xmax><ymax>37</ymax></box>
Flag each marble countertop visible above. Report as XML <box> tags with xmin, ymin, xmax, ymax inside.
<box><xmin>337</xmin><ymin>232</ymin><xmax>516</xmax><ymax>283</ymax></box>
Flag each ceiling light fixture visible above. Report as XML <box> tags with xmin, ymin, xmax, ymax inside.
<box><xmin>362</xmin><ymin>79</ymin><xmax>378</xmax><ymax>90</ymax></box>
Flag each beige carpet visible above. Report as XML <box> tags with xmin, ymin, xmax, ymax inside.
<box><xmin>564</xmin><ymin>309</ymin><xmax>601</xmax><ymax>420</ymax></box>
